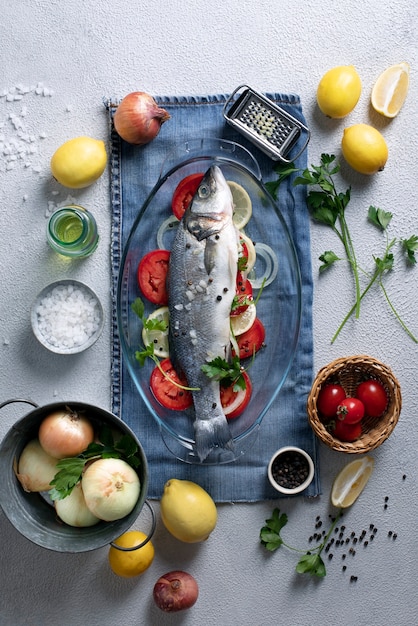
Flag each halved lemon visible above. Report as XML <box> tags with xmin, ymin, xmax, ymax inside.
<box><xmin>230</xmin><ymin>303</ymin><xmax>256</xmax><ymax>336</ymax></box>
<box><xmin>371</xmin><ymin>62</ymin><xmax>410</xmax><ymax>118</ymax></box>
<box><xmin>142</xmin><ymin>306</ymin><xmax>169</xmax><ymax>358</ymax></box>
<box><xmin>228</xmin><ymin>181</ymin><xmax>252</xmax><ymax>230</ymax></box>
<box><xmin>331</xmin><ymin>456</ymin><xmax>374</xmax><ymax>508</ymax></box>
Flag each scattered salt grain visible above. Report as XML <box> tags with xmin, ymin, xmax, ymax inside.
<box><xmin>35</xmin><ymin>283</ymin><xmax>102</xmax><ymax>351</ymax></box>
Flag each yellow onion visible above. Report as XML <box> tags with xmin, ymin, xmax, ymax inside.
<box><xmin>38</xmin><ymin>407</ymin><xmax>94</xmax><ymax>459</ymax></box>
<box><xmin>81</xmin><ymin>458</ymin><xmax>140</xmax><ymax>521</ymax></box>
<box><xmin>55</xmin><ymin>482</ymin><xmax>100</xmax><ymax>527</ymax></box>
<box><xmin>16</xmin><ymin>438</ymin><xmax>59</xmax><ymax>492</ymax></box>
<box><xmin>113</xmin><ymin>92</ymin><xmax>170</xmax><ymax>145</ymax></box>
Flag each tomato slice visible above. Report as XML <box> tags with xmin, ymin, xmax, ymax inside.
<box><xmin>150</xmin><ymin>358</ymin><xmax>193</xmax><ymax>411</ymax></box>
<box><xmin>231</xmin><ymin>271</ymin><xmax>253</xmax><ymax>317</ymax></box>
<box><xmin>137</xmin><ymin>249</ymin><xmax>170</xmax><ymax>305</ymax></box>
<box><xmin>235</xmin><ymin>318</ymin><xmax>266</xmax><ymax>360</ymax></box>
<box><xmin>171</xmin><ymin>173</ymin><xmax>204</xmax><ymax>220</ymax></box>
<box><xmin>220</xmin><ymin>371</ymin><xmax>252</xmax><ymax>420</ymax></box>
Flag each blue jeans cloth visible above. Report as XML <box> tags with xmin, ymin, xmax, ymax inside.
<box><xmin>106</xmin><ymin>93</ymin><xmax>320</xmax><ymax>501</ymax></box>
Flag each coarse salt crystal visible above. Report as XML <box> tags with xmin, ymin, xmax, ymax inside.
<box><xmin>35</xmin><ymin>283</ymin><xmax>102</xmax><ymax>350</ymax></box>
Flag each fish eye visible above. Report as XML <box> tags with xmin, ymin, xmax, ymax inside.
<box><xmin>198</xmin><ymin>183</ymin><xmax>211</xmax><ymax>199</ymax></box>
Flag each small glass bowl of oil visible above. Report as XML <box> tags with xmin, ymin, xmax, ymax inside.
<box><xmin>47</xmin><ymin>205</ymin><xmax>99</xmax><ymax>258</ymax></box>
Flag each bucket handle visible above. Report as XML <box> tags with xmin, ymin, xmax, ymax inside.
<box><xmin>110</xmin><ymin>500</ymin><xmax>156</xmax><ymax>551</ymax></box>
<box><xmin>0</xmin><ymin>398</ymin><xmax>39</xmax><ymax>411</ymax></box>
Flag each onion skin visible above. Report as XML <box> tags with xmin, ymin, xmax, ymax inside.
<box><xmin>16</xmin><ymin>438</ymin><xmax>59</xmax><ymax>492</ymax></box>
<box><xmin>153</xmin><ymin>571</ymin><xmax>199</xmax><ymax>613</ymax></box>
<box><xmin>55</xmin><ymin>482</ymin><xmax>100</xmax><ymax>527</ymax></box>
<box><xmin>81</xmin><ymin>458</ymin><xmax>140</xmax><ymax>521</ymax></box>
<box><xmin>38</xmin><ymin>407</ymin><xmax>94</xmax><ymax>459</ymax></box>
<box><xmin>114</xmin><ymin>92</ymin><xmax>170</xmax><ymax>145</ymax></box>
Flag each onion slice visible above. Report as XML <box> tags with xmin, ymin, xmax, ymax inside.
<box><xmin>157</xmin><ymin>215</ymin><xmax>179</xmax><ymax>249</ymax></box>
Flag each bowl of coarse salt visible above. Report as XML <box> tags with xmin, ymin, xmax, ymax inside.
<box><xmin>31</xmin><ymin>279</ymin><xmax>104</xmax><ymax>354</ymax></box>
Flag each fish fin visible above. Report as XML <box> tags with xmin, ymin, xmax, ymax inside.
<box><xmin>194</xmin><ymin>415</ymin><xmax>234</xmax><ymax>462</ymax></box>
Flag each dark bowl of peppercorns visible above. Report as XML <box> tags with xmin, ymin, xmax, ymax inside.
<box><xmin>267</xmin><ymin>446</ymin><xmax>315</xmax><ymax>495</ymax></box>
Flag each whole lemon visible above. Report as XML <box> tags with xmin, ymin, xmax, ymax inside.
<box><xmin>160</xmin><ymin>479</ymin><xmax>217</xmax><ymax>543</ymax></box>
<box><xmin>317</xmin><ymin>65</ymin><xmax>362</xmax><ymax>118</ymax></box>
<box><xmin>341</xmin><ymin>124</ymin><xmax>388</xmax><ymax>175</ymax></box>
<box><xmin>50</xmin><ymin>136</ymin><xmax>107</xmax><ymax>188</ymax></box>
<box><xmin>108</xmin><ymin>530</ymin><xmax>155</xmax><ymax>577</ymax></box>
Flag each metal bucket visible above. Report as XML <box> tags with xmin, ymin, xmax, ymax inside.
<box><xmin>0</xmin><ymin>399</ymin><xmax>154</xmax><ymax>553</ymax></box>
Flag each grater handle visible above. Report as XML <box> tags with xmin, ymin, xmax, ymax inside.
<box><xmin>222</xmin><ymin>84</ymin><xmax>252</xmax><ymax>119</ymax></box>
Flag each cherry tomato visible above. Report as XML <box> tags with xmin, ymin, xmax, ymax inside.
<box><xmin>337</xmin><ymin>397</ymin><xmax>365</xmax><ymax>424</ymax></box>
<box><xmin>231</xmin><ymin>271</ymin><xmax>253</xmax><ymax>317</ymax></box>
<box><xmin>137</xmin><ymin>249</ymin><xmax>170</xmax><ymax>305</ymax></box>
<box><xmin>220</xmin><ymin>371</ymin><xmax>252</xmax><ymax>420</ymax></box>
<box><xmin>171</xmin><ymin>172</ymin><xmax>204</xmax><ymax>220</ymax></box>
<box><xmin>235</xmin><ymin>318</ymin><xmax>266</xmax><ymax>360</ymax></box>
<box><xmin>355</xmin><ymin>380</ymin><xmax>388</xmax><ymax>417</ymax></box>
<box><xmin>150</xmin><ymin>358</ymin><xmax>193</xmax><ymax>411</ymax></box>
<box><xmin>333</xmin><ymin>419</ymin><xmax>362</xmax><ymax>442</ymax></box>
<box><xmin>317</xmin><ymin>384</ymin><xmax>346</xmax><ymax>420</ymax></box>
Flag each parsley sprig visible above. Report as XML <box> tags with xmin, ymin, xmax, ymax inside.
<box><xmin>266</xmin><ymin>154</ymin><xmax>418</xmax><ymax>343</ymax></box>
<box><xmin>260</xmin><ymin>507</ymin><xmax>343</xmax><ymax>578</ymax></box>
<box><xmin>48</xmin><ymin>426</ymin><xmax>140</xmax><ymax>501</ymax></box>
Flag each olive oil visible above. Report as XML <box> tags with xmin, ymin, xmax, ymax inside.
<box><xmin>47</xmin><ymin>205</ymin><xmax>99</xmax><ymax>258</ymax></box>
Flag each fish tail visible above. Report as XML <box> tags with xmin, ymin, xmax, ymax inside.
<box><xmin>194</xmin><ymin>415</ymin><xmax>234</xmax><ymax>462</ymax></box>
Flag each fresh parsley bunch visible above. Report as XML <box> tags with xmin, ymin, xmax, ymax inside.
<box><xmin>266</xmin><ymin>154</ymin><xmax>418</xmax><ymax>343</ymax></box>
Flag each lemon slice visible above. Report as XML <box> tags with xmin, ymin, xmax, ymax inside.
<box><xmin>230</xmin><ymin>303</ymin><xmax>256</xmax><ymax>336</ymax></box>
<box><xmin>331</xmin><ymin>456</ymin><xmax>374</xmax><ymax>508</ymax></box>
<box><xmin>371</xmin><ymin>62</ymin><xmax>410</xmax><ymax>118</ymax></box>
<box><xmin>228</xmin><ymin>181</ymin><xmax>252</xmax><ymax>229</ymax></box>
<box><xmin>238</xmin><ymin>230</ymin><xmax>256</xmax><ymax>273</ymax></box>
<box><xmin>142</xmin><ymin>306</ymin><xmax>169</xmax><ymax>358</ymax></box>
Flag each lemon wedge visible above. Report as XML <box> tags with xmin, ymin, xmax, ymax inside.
<box><xmin>142</xmin><ymin>306</ymin><xmax>169</xmax><ymax>358</ymax></box>
<box><xmin>331</xmin><ymin>456</ymin><xmax>374</xmax><ymax>508</ymax></box>
<box><xmin>228</xmin><ymin>181</ymin><xmax>252</xmax><ymax>229</ymax></box>
<box><xmin>371</xmin><ymin>62</ymin><xmax>410</xmax><ymax>118</ymax></box>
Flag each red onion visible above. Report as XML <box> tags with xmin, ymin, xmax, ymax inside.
<box><xmin>153</xmin><ymin>570</ymin><xmax>199</xmax><ymax>612</ymax></box>
<box><xmin>114</xmin><ymin>92</ymin><xmax>170</xmax><ymax>145</ymax></box>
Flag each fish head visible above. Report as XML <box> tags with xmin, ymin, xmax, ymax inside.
<box><xmin>188</xmin><ymin>165</ymin><xmax>233</xmax><ymax>220</ymax></box>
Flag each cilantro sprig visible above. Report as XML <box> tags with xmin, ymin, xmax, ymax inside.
<box><xmin>266</xmin><ymin>154</ymin><xmax>418</xmax><ymax>343</ymax></box>
<box><xmin>260</xmin><ymin>507</ymin><xmax>343</xmax><ymax>578</ymax></box>
<box><xmin>48</xmin><ymin>426</ymin><xmax>140</xmax><ymax>501</ymax></box>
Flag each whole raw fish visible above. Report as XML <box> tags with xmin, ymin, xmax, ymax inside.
<box><xmin>168</xmin><ymin>165</ymin><xmax>239</xmax><ymax>461</ymax></box>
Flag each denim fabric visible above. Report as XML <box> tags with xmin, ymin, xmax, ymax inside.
<box><xmin>106</xmin><ymin>93</ymin><xmax>320</xmax><ymax>501</ymax></box>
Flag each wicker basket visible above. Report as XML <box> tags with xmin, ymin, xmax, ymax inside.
<box><xmin>307</xmin><ymin>355</ymin><xmax>402</xmax><ymax>453</ymax></box>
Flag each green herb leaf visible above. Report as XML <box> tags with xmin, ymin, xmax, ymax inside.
<box><xmin>201</xmin><ymin>355</ymin><xmax>243</xmax><ymax>387</ymax></box>
<box><xmin>131</xmin><ymin>297</ymin><xmax>145</xmax><ymax>321</ymax></box>
<box><xmin>368</xmin><ymin>206</ymin><xmax>393</xmax><ymax>230</ymax></box>
<box><xmin>296</xmin><ymin>553</ymin><xmax>326</xmax><ymax>577</ymax></box>
<box><xmin>259</xmin><ymin>508</ymin><xmax>288</xmax><ymax>551</ymax></box>
<box><xmin>49</xmin><ymin>457</ymin><xmax>87</xmax><ymax>501</ymax></box>
<box><xmin>265</xmin><ymin>162</ymin><xmax>298</xmax><ymax>199</ymax></box>
<box><xmin>402</xmin><ymin>235</ymin><xmax>418</xmax><ymax>264</ymax></box>
<box><xmin>319</xmin><ymin>250</ymin><xmax>340</xmax><ymax>272</ymax></box>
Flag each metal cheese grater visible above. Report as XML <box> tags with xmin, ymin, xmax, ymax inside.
<box><xmin>223</xmin><ymin>85</ymin><xmax>310</xmax><ymax>162</ymax></box>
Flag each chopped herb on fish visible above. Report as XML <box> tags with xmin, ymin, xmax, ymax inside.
<box><xmin>201</xmin><ymin>355</ymin><xmax>246</xmax><ymax>392</ymax></box>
